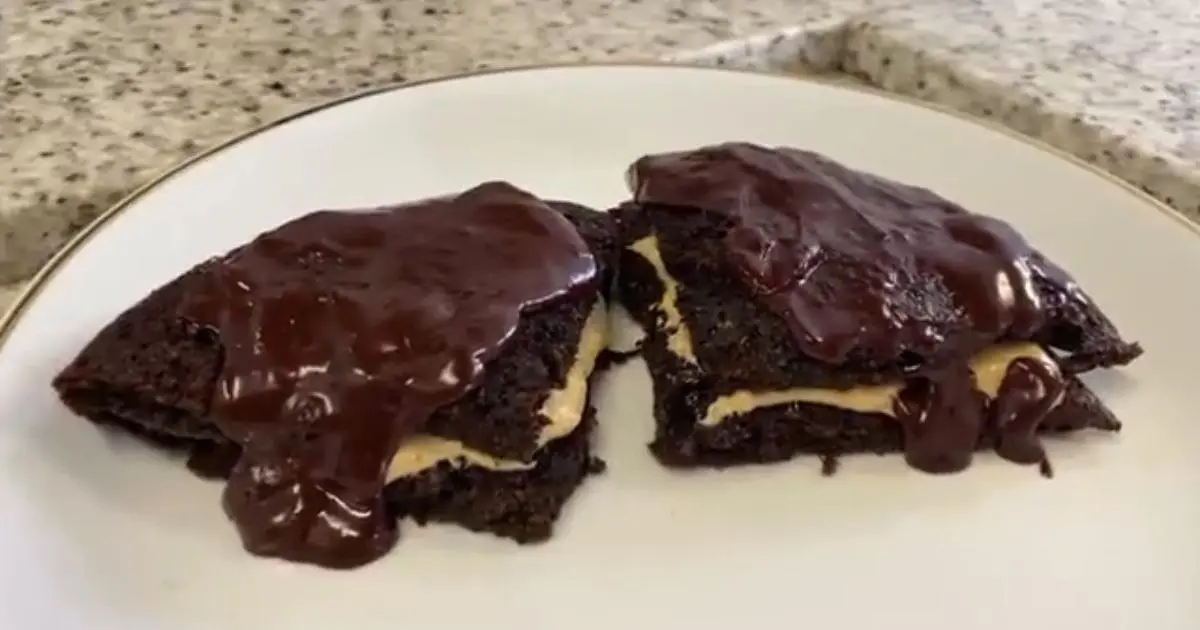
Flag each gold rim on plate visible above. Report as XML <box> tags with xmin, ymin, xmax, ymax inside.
<box><xmin>2</xmin><ymin>61</ymin><xmax>1197</xmax><ymax>351</ymax></box>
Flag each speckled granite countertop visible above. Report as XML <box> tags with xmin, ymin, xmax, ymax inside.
<box><xmin>3</xmin><ymin>0</ymin><xmax>1199</xmax><ymax>308</ymax></box>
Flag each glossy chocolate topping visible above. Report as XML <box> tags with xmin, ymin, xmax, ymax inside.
<box><xmin>630</xmin><ymin>142</ymin><xmax>1074</xmax><ymax>366</ymax></box>
<box><xmin>177</xmin><ymin>182</ymin><xmax>597</xmax><ymax>568</ymax></box>
<box><xmin>630</xmin><ymin>143</ymin><xmax>1075</xmax><ymax>473</ymax></box>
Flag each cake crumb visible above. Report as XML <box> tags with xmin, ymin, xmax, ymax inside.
<box><xmin>819</xmin><ymin>454</ymin><xmax>840</xmax><ymax>476</ymax></box>
<box><xmin>1038</xmin><ymin>458</ymin><xmax>1054</xmax><ymax>479</ymax></box>
<box><xmin>587</xmin><ymin>456</ymin><xmax>608</xmax><ymax>475</ymax></box>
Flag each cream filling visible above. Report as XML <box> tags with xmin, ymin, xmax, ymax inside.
<box><xmin>625</xmin><ymin>236</ymin><xmax>1060</xmax><ymax>427</ymax></box>
<box><xmin>700</xmin><ymin>343</ymin><xmax>1057</xmax><ymax>426</ymax></box>
<box><xmin>628</xmin><ymin>236</ymin><xmax>696</xmax><ymax>362</ymax></box>
<box><xmin>384</xmin><ymin>303</ymin><xmax>609</xmax><ymax>480</ymax></box>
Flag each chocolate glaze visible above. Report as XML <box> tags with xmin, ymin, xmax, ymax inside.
<box><xmin>630</xmin><ymin>142</ymin><xmax>1074</xmax><ymax>366</ymax></box>
<box><xmin>177</xmin><ymin>182</ymin><xmax>597</xmax><ymax>568</ymax></box>
<box><xmin>630</xmin><ymin>143</ymin><xmax>1075</xmax><ymax>473</ymax></box>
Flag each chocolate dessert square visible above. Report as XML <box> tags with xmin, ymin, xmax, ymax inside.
<box><xmin>616</xmin><ymin>143</ymin><xmax>1141</xmax><ymax>474</ymax></box>
<box><xmin>53</xmin><ymin>184</ymin><xmax>616</xmax><ymax>568</ymax></box>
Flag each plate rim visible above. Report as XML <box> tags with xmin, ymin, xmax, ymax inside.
<box><xmin>2</xmin><ymin>60</ymin><xmax>1196</xmax><ymax>352</ymax></box>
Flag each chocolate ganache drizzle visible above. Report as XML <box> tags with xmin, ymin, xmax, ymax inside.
<box><xmin>630</xmin><ymin>143</ymin><xmax>1075</xmax><ymax>474</ymax></box>
<box><xmin>177</xmin><ymin>182</ymin><xmax>597</xmax><ymax>568</ymax></box>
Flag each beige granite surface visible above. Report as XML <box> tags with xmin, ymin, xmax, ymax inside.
<box><xmin>0</xmin><ymin>0</ymin><xmax>877</xmax><ymax>287</ymax></box>
<box><xmin>843</xmin><ymin>0</ymin><xmax>1200</xmax><ymax>220</ymax></box>
<box><xmin>4</xmin><ymin>0</ymin><xmax>1200</xmax><ymax>316</ymax></box>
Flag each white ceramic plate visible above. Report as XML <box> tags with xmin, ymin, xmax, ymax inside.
<box><xmin>2</xmin><ymin>64</ymin><xmax>1198</xmax><ymax>630</ymax></box>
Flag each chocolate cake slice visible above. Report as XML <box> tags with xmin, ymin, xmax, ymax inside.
<box><xmin>53</xmin><ymin>182</ymin><xmax>617</xmax><ymax>569</ymax></box>
<box><xmin>615</xmin><ymin>142</ymin><xmax>1142</xmax><ymax>475</ymax></box>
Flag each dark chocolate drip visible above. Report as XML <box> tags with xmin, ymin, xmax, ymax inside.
<box><xmin>630</xmin><ymin>142</ymin><xmax>1072</xmax><ymax>365</ymax></box>
<box><xmin>177</xmin><ymin>182</ymin><xmax>597</xmax><ymax>568</ymax></box>
<box><xmin>893</xmin><ymin>366</ymin><xmax>986</xmax><ymax>474</ymax></box>
<box><xmin>892</xmin><ymin>357</ymin><xmax>1066</xmax><ymax>474</ymax></box>
<box><xmin>631</xmin><ymin>143</ymin><xmax>1076</xmax><ymax>474</ymax></box>
<box><xmin>992</xmin><ymin>358</ymin><xmax>1066</xmax><ymax>467</ymax></box>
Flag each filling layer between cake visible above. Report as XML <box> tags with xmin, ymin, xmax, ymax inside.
<box><xmin>385</xmin><ymin>303</ymin><xmax>609</xmax><ymax>478</ymax></box>
<box><xmin>627</xmin><ymin>235</ymin><xmax>1064</xmax><ymax>426</ymax></box>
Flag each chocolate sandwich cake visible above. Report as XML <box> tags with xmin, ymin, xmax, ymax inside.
<box><xmin>615</xmin><ymin>142</ymin><xmax>1142</xmax><ymax>474</ymax></box>
<box><xmin>52</xmin><ymin>182</ymin><xmax>616</xmax><ymax>569</ymax></box>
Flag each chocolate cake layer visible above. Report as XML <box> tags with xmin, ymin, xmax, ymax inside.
<box><xmin>53</xmin><ymin>188</ymin><xmax>616</xmax><ymax>569</ymax></box>
<box><xmin>634</xmin><ymin>318</ymin><xmax>1119</xmax><ymax>471</ymax></box>
<box><xmin>617</xmin><ymin>143</ymin><xmax>1141</xmax><ymax>474</ymax></box>
<box><xmin>387</xmin><ymin>407</ymin><xmax>604</xmax><ymax>543</ymax></box>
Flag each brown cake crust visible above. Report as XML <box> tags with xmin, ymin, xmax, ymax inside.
<box><xmin>51</xmin><ymin>264</ymin><xmax>227</xmax><ymax>443</ymax></box>
<box><xmin>51</xmin><ymin>200</ymin><xmax>615</xmax><ymax>543</ymax></box>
